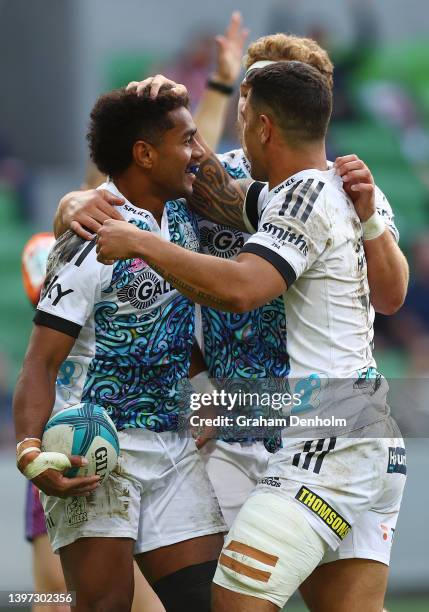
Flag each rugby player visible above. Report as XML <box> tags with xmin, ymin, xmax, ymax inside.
<box><xmin>22</xmin><ymin>234</ymin><xmax>164</xmax><ymax>612</ymax></box>
<box><xmin>14</xmin><ymin>85</ymin><xmax>226</xmax><ymax>612</ymax></box>
<box><xmin>94</xmin><ymin>62</ymin><xmax>407</xmax><ymax>612</ymax></box>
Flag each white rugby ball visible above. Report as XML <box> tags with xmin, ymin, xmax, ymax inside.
<box><xmin>42</xmin><ymin>403</ymin><xmax>119</xmax><ymax>483</ymax></box>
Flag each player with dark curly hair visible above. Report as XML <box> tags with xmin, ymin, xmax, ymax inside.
<box><xmin>14</xmin><ymin>85</ymin><xmax>226</xmax><ymax>612</ymax></box>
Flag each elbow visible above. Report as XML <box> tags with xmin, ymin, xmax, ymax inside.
<box><xmin>375</xmin><ymin>293</ymin><xmax>406</xmax><ymax>316</ymax></box>
<box><xmin>225</xmin><ymin>290</ymin><xmax>258</xmax><ymax>314</ymax></box>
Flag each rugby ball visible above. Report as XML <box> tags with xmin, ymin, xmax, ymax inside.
<box><xmin>42</xmin><ymin>403</ymin><xmax>120</xmax><ymax>483</ymax></box>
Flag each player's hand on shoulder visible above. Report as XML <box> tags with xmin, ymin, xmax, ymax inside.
<box><xmin>334</xmin><ymin>154</ymin><xmax>376</xmax><ymax>222</ymax></box>
<box><xmin>58</xmin><ymin>189</ymin><xmax>125</xmax><ymax>241</ymax></box>
<box><xmin>20</xmin><ymin>453</ymin><xmax>100</xmax><ymax>498</ymax></box>
<box><xmin>213</xmin><ymin>11</ymin><xmax>249</xmax><ymax>86</ymax></box>
<box><xmin>127</xmin><ymin>75</ymin><xmax>188</xmax><ymax>99</ymax></box>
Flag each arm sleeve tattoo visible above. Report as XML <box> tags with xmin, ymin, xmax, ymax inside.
<box><xmin>189</xmin><ymin>154</ymin><xmax>252</xmax><ymax>230</ymax></box>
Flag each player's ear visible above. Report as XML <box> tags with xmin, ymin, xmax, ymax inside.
<box><xmin>259</xmin><ymin>114</ymin><xmax>271</xmax><ymax>144</ymax></box>
<box><xmin>133</xmin><ymin>140</ymin><xmax>156</xmax><ymax>169</ymax></box>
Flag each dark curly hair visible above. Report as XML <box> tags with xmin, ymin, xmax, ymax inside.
<box><xmin>87</xmin><ymin>85</ymin><xmax>189</xmax><ymax>176</ymax></box>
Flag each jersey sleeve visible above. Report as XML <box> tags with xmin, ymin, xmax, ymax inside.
<box><xmin>34</xmin><ymin>232</ymin><xmax>112</xmax><ymax>338</ymax></box>
<box><xmin>241</xmin><ymin>179</ymin><xmax>331</xmax><ymax>287</ymax></box>
<box><xmin>374</xmin><ymin>185</ymin><xmax>399</xmax><ymax>242</ymax></box>
<box><xmin>242</xmin><ymin>182</ymin><xmax>268</xmax><ymax>233</ymax></box>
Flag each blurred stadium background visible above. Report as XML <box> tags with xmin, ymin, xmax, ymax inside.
<box><xmin>0</xmin><ymin>1</ymin><xmax>428</xmax><ymax>609</ymax></box>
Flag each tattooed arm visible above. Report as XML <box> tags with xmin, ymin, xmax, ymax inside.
<box><xmin>189</xmin><ymin>152</ymin><xmax>252</xmax><ymax>231</ymax></box>
<box><xmin>96</xmin><ymin>221</ymin><xmax>286</xmax><ymax>312</ymax></box>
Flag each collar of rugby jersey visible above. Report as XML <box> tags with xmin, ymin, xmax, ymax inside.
<box><xmin>102</xmin><ymin>180</ymin><xmax>170</xmax><ymax>239</ymax></box>
<box><xmin>266</xmin><ymin>166</ymin><xmax>341</xmax><ymax>204</ymax></box>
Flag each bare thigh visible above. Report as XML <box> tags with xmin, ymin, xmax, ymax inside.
<box><xmin>300</xmin><ymin>558</ymin><xmax>389</xmax><ymax>612</ymax></box>
<box><xmin>60</xmin><ymin>537</ymin><xmax>135</xmax><ymax>612</ymax></box>
<box><xmin>212</xmin><ymin>584</ymin><xmax>280</xmax><ymax>612</ymax></box>
<box><xmin>135</xmin><ymin>533</ymin><xmax>224</xmax><ymax>583</ymax></box>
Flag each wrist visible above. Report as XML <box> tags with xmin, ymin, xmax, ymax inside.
<box><xmin>135</xmin><ymin>230</ymin><xmax>159</xmax><ymax>260</ymax></box>
<box><xmin>210</xmin><ymin>72</ymin><xmax>236</xmax><ymax>87</ymax></box>
<box><xmin>16</xmin><ymin>438</ymin><xmax>42</xmax><ymax>473</ymax></box>
<box><xmin>207</xmin><ymin>77</ymin><xmax>234</xmax><ymax>96</ymax></box>
<box><xmin>362</xmin><ymin>211</ymin><xmax>385</xmax><ymax>241</ymax></box>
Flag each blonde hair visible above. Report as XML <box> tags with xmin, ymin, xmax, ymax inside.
<box><xmin>244</xmin><ymin>34</ymin><xmax>334</xmax><ymax>89</ymax></box>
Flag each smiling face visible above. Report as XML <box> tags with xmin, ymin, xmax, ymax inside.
<box><xmin>149</xmin><ymin>106</ymin><xmax>204</xmax><ymax>200</ymax></box>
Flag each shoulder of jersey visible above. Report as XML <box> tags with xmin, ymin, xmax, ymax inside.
<box><xmin>42</xmin><ymin>231</ymin><xmax>98</xmax><ymax>293</ymax></box>
<box><xmin>217</xmin><ymin>148</ymin><xmax>251</xmax><ymax>178</ymax></box>
<box><xmin>267</xmin><ymin>173</ymin><xmax>329</xmax><ymax>224</ymax></box>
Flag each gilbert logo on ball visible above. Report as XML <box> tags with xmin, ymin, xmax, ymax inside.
<box><xmin>42</xmin><ymin>403</ymin><xmax>120</xmax><ymax>483</ymax></box>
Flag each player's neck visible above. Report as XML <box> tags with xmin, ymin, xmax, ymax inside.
<box><xmin>113</xmin><ymin>172</ymin><xmax>165</xmax><ymax>225</ymax></box>
<box><xmin>267</xmin><ymin>143</ymin><xmax>328</xmax><ymax>191</ymax></box>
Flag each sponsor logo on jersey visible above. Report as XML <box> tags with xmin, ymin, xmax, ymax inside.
<box><xmin>273</xmin><ymin>177</ymin><xmax>296</xmax><ymax>195</ymax></box>
<box><xmin>44</xmin><ymin>275</ymin><xmax>74</xmax><ymax>305</ymax></box>
<box><xmin>261</xmin><ymin>222</ymin><xmax>308</xmax><ymax>255</ymax></box>
<box><xmin>387</xmin><ymin>447</ymin><xmax>406</xmax><ymax>475</ymax></box>
<box><xmin>117</xmin><ymin>270</ymin><xmax>173</xmax><ymax>309</ymax></box>
<box><xmin>295</xmin><ymin>486</ymin><xmax>351</xmax><ymax>540</ymax></box>
<box><xmin>66</xmin><ymin>496</ymin><xmax>88</xmax><ymax>526</ymax></box>
<box><xmin>260</xmin><ymin>476</ymin><xmax>281</xmax><ymax>488</ymax></box>
<box><xmin>200</xmin><ymin>225</ymin><xmax>244</xmax><ymax>258</ymax></box>
<box><xmin>122</xmin><ymin>204</ymin><xmax>153</xmax><ymax>222</ymax></box>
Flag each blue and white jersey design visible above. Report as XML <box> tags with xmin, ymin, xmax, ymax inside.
<box><xmin>195</xmin><ymin>152</ymin><xmax>288</xmax><ymax>448</ymax></box>
<box><xmin>198</xmin><ymin>150</ymin><xmax>289</xmax><ymax>382</ymax></box>
<box><xmin>35</xmin><ymin>182</ymin><xmax>199</xmax><ymax>432</ymax></box>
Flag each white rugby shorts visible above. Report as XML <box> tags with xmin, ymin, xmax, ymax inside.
<box><xmin>42</xmin><ymin>429</ymin><xmax>227</xmax><ymax>553</ymax></box>
<box><xmin>214</xmin><ymin>419</ymin><xmax>406</xmax><ymax>607</ymax></box>
<box><xmin>199</xmin><ymin>439</ymin><xmax>271</xmax><ymax>528</ymax></box>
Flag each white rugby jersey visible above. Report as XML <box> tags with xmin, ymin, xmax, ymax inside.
<box><xmin>35</xmin><ymin>182</ymin><xmax>199</xmax><ymax>431</ymax></box>
<box><xmin>241</xmin><ymin>168</ymin><xmax>377</xmax><ymax>380</ymax></box>
<box><xmin>219</xmin><ymin>148</ymin><xmax>400</xmax><ymax>242</ymax></box>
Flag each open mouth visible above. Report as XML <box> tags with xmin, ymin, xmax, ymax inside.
<box><xmin>185</xmin><ymin>164</ymin><xmax>200</xmax><ymax>178</ymax></box>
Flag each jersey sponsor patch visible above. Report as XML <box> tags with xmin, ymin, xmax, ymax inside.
<box><xmin>387</xmin><ymin>447</ymin><xmax>407</xmax><ymax>475</ymax></box>
<box><xmin>260</xmin><ymin>476</ymin><xmax>281</xmax><ymax>488</ymax></box>
<box><xmin>200</xmin><ymin>224</ymin><xmax>244</xmax><ymax>258</ymax></box>
<box><xmin>117</xmin><ymin>268</ymin><xmax>173</xmax><ymax>309</ymax></box>
<box><xmin>44</xmin><ymin>275</ymin><xmax>74</xmax><ymax>305</ymax></box>
<box><xmin>66</xmin><ymin>496</ymin><xmax>88</xmax><ymax>527</ymax></box>
<box><xmin>295</xmin><ymin>485</ymin><xmax>351</xmax><ymax>540</ymax></box>
<box><xmin>261</xmin><ymin>222</ymin><xmax>309</xmax><ymax>255</ymax></box>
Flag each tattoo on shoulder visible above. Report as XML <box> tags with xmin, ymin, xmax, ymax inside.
<box><xmin>189</xmin><ymin>155</ymin><xmax>251</xmax><ymax>230</ymax></box>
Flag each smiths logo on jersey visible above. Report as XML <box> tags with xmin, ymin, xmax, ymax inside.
<box><xmin>118</xmin><ymin>270</ymin><xmax>173</xmax><ymax>309</ymax></box>
<box><xmin>200</xmin><ymin>224</ymin><xmax>244</xmax><ymax>258</ymax></box>
<box><xmin>262</xmin><ymin>222</ymin><xmax>309</xmax><ymax>255</ymax></box>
